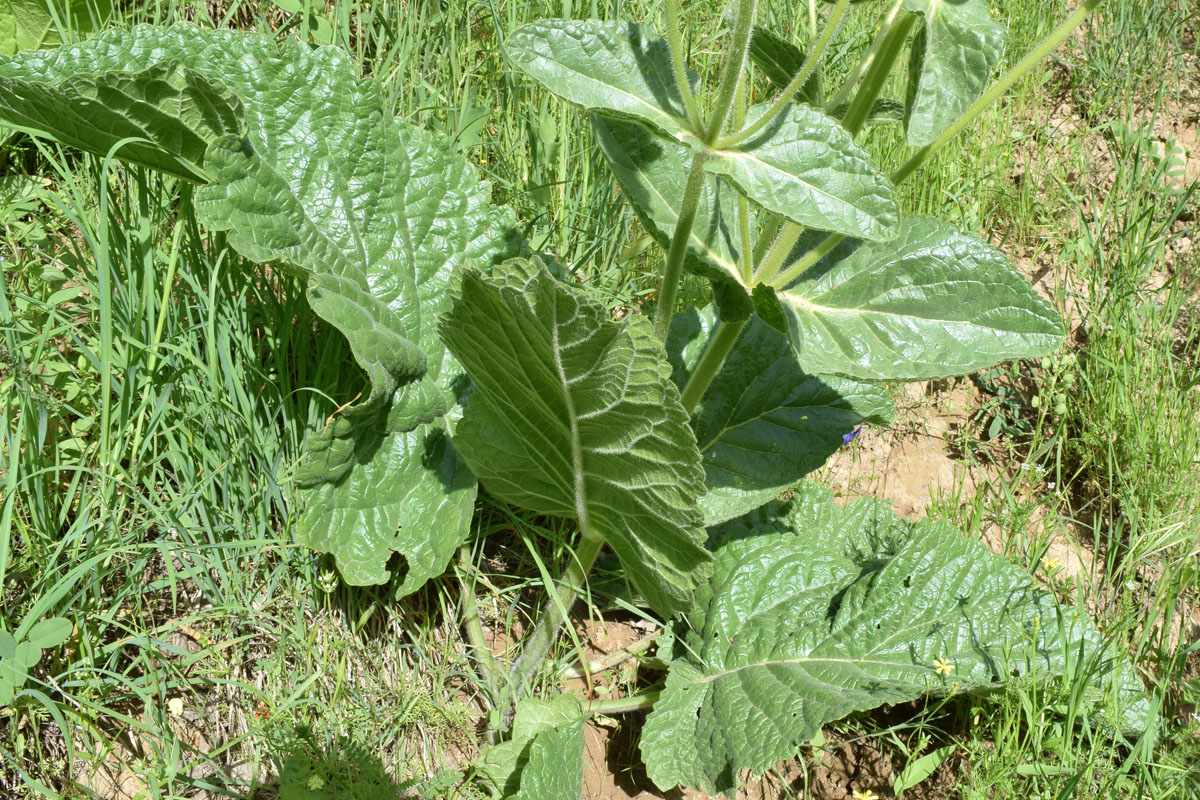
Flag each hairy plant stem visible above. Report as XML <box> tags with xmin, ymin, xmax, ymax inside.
<box><xmin>753</xmin><ymin>221</ymin><xmax>804</xmax><ymax>286</ymax></box>
<box><xmin>719</xmin><ymin>0</ymin><xmax>851</xmax><ymax>148</ymax></box>
<box><xmin>654</xmin><ymin>0</ymin><xmax>758</xmax><ymax>340</ymax></box>
<box><xmin>680</xmin><ymin>317</ymin><xmax>748</xmax><ymax>412</ymax></box>
<box><xmin>890</xmin><ymin>0</ymin><xmax>1104</xmax><ymax>186</ymax></box>
<box><xmin>751</xmin><ymin>213</ymin><xmax>784</xmax><ymax>265</ymax></box>
<box><xmin>753</xmin><ymin>10</ymin><xmax>913</xmax><ymax>287</ymax></box>
<box><xmin>562</xmin><ymin>630</ymin><xmax>658</xmax><ymax>679</ymax></box>
<box><xmin>732</xmin><ymin>56</ymin><xmax>754</xmax><ymax>283</ymax></box>
<box><xmin>457</xmin><ymin>544</ymin><xmax>503</xmax><ymax>703</ymax></box>
<box><xmin>769</xmin><ymin>0</ymin><xmax>1104</xmax><ymax>291</ymax></box>
<box><xmin>505</xmin><ymin>532</ymin><xmax>606</xmax><ymax>705</ymax></box>
<box><xmin>654</xmin><ymin>153</ymin><xmax>708</xmax><ymax>340</ymax></box>
<box><xmin>704</xmin><ymin>0</ymin><xmax>757</xmax><ymax>143</ymax></box>
<box><xmin>839</xmin><ymin>9</ymin><xmax>916</xmax><ymax>135</ymax></box>
<box><xmin>768</xmin><ymin>231</ymin><xmax>844</xmax><ymax>289</ymax></box>
<box><xmin>665</xmin><ymin>0</ymin><xmax>702</xmax><ymax>131</ymax></box>
<box><xmin>826</xmin><ymin>0</ymin><xmax>904</xmax><ymax>111</ymax></box>
<box><xmin>584</xmin><ymin>690</ymin><xmax>663</xmax><ymax>715</ymax></box>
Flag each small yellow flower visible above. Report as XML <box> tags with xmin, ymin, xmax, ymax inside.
<box><xmin>852</xmin><ymin>790</ymin><xmax>879</xmax><ymax>800</ymax></box>
<box><xmin>307</xmin><ymin>774</ymin><xmax>325</xmax><ymax>791</ymax></box>
<box><xmin>167</xmin><ymin>697</ymin><xmax>184</xmax><ymax>716</ymax></box>
<box><xmin>1041</xmin><ymin>556</ymin><xmax>1060</xmax><ymax>572</ymax></box>
<box><xmin>933</xmin><ymin>657</ymin><xmax>955</xmax><ymax>676</ymax></box>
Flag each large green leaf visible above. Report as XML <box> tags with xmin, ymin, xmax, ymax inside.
<box><xmin>592</xmin><ymin>114</ymin><xmax>745</xmax><ymax>290</ymax></box>
<box><xmin>765</xmin><ymin>216</ymin><xmax>1062</xmax><ymax>380</ymax></box>
<box><xmin>0</xmin><ymin>26</ymin><xmax>519</xmax><ymax>589</ymax></box>
<box><xmin>508</xmin><ymin>20</ymin><xmax>692</xmax><ymax>140</ymax></box>
<box><xmin>642</xmin><ymin>483</ymin><xmax>1148</xmax><ymax>796</ymax></box>
<box><xmin>441</xmin><ymin>259</ymin><xmax>711</xmax><ymax>617</ymax></box>
<box><xmin>479</xmin><ymin>696</ymin><xmax>585</xmax><ymax>800</ymax></box>
<box><xmin>513</xmin><ymin>711</ymin><xmax>584</xmax><ymax>800</ymax></box>
<box><xmin>293</xmin><ymin>415</ymin><xmax>477</xmax><ymax>590</ymax></box>
<box><xmin>707</xmin><ymin>104</ymin><xmax>898</xmax><ymax>241</ymax></box>
<box><xmin>903</xmin><ymin>0</ymin><xmax>1007</xmax><ymax>147</ymax></box>
<box><xmin>0</xmin><ymin>57</ymin><xmax>242</xmax><ymax>180</ymax></box>
<box><xmin>668</xmin><ymin>306</ymin><xmax>893</xmax><ymax>524</ymax></box>
<box><xmin>0</xmin><ymin>0</ymin><xmax>110</xmax><ymax>56</ymax></box>
<box><xmin>193</xmin><ymin>59</ymin><xmax>516</xmax><ymax>589</ymax></box>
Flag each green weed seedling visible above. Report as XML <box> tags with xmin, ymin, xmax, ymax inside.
<box><xmin>0</xmin><ymin>0</ymin><xmax>1153</xmax><ymax>796</ymax></box>
<box><xmin>0</xmin><ymin>616</ymin><xmax>70</xmax><ymax>705</ymax></box>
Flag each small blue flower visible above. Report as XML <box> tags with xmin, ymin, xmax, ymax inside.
<box><xmin>842</xmin><ymin>425</ymin><xmax>862</xmax><ymax>445</ymax></box>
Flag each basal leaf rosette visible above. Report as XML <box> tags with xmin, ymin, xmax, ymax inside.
<box><xmin>641</xmin><ymin>484</ymin><xmax>1149</xmax><ymax>796</ymax></box>
<box><xmin>0</xmin><ymin>25</ymin><xmax>520</xmax><ymax>591</ymax></box>
<box><xmin>441</xmin><ymin>258</ymin><xmax>712</xmax><ymax>618</ymax></box>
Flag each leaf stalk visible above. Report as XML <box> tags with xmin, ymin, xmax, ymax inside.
<box><xmin>654</xmin><ymin>152</ymin><xmax>709</xmax><ymax>339</ymax></box>
<box><xmin>825</xmin><ymin>0</ymin><xmax>905</xmax><ymax>110</ymax></box>
<box><xmin>839</xmin><ymin>9</ymin><xmax>916</xmax><ymax>136</ymax></box>
<box><xmin>719</xmin><ymin>0</ymin><xmax>852</xmax><ymax>148</ymax></box>
<box><xmin>505</xmin><ymin>532</ymin><xmax>606</xmax><ymax>703</ymax></box>
<box><xmin>665</xmin><ymin>0</ymin><xmax>703</xmax><ymax>131</ymax></box>
<box><xmin>584</xmin><ymin>690</ymin><xmax>662</xmax><ymax>715</ymax></box>
<box><xmin>680</xmin><ymin>317</ymin><xmax>748</xmax><ymax>412</ymax></box>
<box><xmin>457</xmin><ymin>544</ymin><xmax>504</xmax><ymax>702</ymax></box>
<box><xmin>703</xmin><ymin>0</ymin><xmax>758</xmax><ymax>143</ymax></box>
<box><xmin>562</xmin><ymin>630</ymin><xmax>658</xmax><ymax>679</ymax></box>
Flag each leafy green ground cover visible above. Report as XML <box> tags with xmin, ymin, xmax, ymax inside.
<box><xmin>0</xmin><ymin>0</ymin><xmax>1197</xmax><ymax>798</ymax></box>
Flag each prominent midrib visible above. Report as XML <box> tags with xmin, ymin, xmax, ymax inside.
<box><xmin>549</xmin><ymin>307</ymin><xmax>595</xmax><ymax>541</ymax></box>
<box><xmin>634</xmin><ymin>161</ymin><xmax>741</xmax><ymax>282</ymax></box>
<box><xmin>780</xmin><ymin>283</ymin><xmax>1027</xmax><ymax>327</ymax></box>
<box><xmin>713</xmin><ymin>146</ymin><xmax>881</xmax><ymax>230</ymax></box>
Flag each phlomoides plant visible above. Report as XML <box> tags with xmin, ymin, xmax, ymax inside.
<box><xmin>0</xmin><ymin>0</ymin><xmax>1151</xmax><ymax>796</ymax></box>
